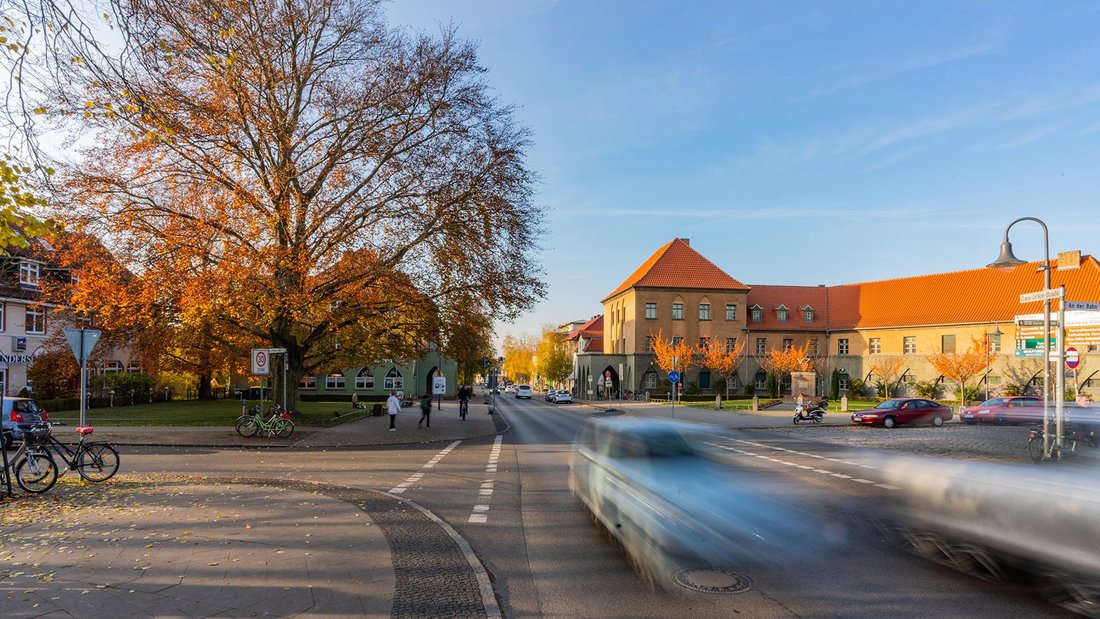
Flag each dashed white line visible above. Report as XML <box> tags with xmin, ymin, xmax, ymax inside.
<box><xmin>730</xmin><ymin>439</ymin><xmax>897</xmax><ymax>492</ymax></box>
<box><xmin>469</xmin><ymin>435</ymin><xmax>504</xmax><ymax>523</ymax></box>
<box><xmin>389</xmin><ymin>440</ymin><xmax>461</xmax><ymax>493</ymax></box>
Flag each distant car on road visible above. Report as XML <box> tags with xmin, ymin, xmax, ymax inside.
<box><xmin>515</xmin><ymin>384</ymin><xmax>533</xmax><ymax>399</ymax></box>
<box><xmin>546</xmin><ymin>389</ymin><xmax>558</xmax><ymax>402</ymax></box>
<box><xmin>851</xmin><ymin>398</ymin><xmax>952</xmax><ymax>428</ymax></box>
<box><xmin>961</xmin><ymin>396</ymin><xmax>1043</xmax><ymax>425</ymax></box>
<box><xmin>554</xmin><ymin>390</ymin><xmax>572</xmax><ymax>404</ymax></box>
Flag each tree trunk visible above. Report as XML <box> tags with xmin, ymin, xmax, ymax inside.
<box><xmin>197</xmin><ymin>373</ymin><xmax>213</xmax><ymax>400</ymax></box>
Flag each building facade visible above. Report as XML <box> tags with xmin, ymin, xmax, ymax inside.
<box><xmin>572</xmin><ymin>239</ymin><xmax>1100</xmax><ymax>400</ymax></box>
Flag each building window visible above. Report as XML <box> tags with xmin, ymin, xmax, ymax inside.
<box><xmin>25</xmin><ymin>306</ymin><xmax>46</xmax><ymax>334</ymax></box>
<box><xmin>838</xmin><ymin>371</ymin><xmax>850</xmax><ymax>392</ymax></box>
<box><xmin>803</xmin><ymin>308</ymin><xmax>814</xmax><ymax>322</ymax></box>
<box><xmin>987</xmin><ymin>333</ymin><xmax>1002</xmax><ymax>355</ymax></box>
<box><xmin>777</xmin><ymin>307</ymin><xmax>789</xmax><ymax>322</ymax></box>
<box><xmin>101</xmin><ymin>360</ymin><xmax>123</xmax><ymax>373</ymax></box>
<box><xmin>672</xmin><ymin>303</ymin><xmax>684</xmax><ymax>320</ymax></box>
<box><xmin>699</xmin><ymin>371</ymin><xmax>711</xmax><ymax>389</ymax></box>
<box><xmin>808</xmin><ymin>338</ymin><xmax>818</xmax><ymax>356</ymax></box>
<box><xmin>755</xmin><ymin>371</ymin><xmax>767</xmax><ymax>390</ymax></box>
<box><xmin>384</xmin><ymin>368</ymin><xmax>403</xmax><ymax>390</ymax></box>
<box><xmin>698</xmin><ymin>337</ymin><xmax>710</xmax><ymax>350</ymax></box>
<box><xmin>643</xmin><ymin>370</ymin><xmax>658</xmax><ymax>390</ymax></box>
<box><xmin>869</xmin><ymin>338</ymin><xmax>881</xmax><ymax>354</ymax></box>
<box><xmin>18</xmin><ymin>260</ymin><xmax>40</xmax><ymax>287</ymax></box>
<box><xmin>699</xmin><ymin>303</ymin><xmax>711</xmax><ymax>320</ymax></box>
<box><xmin>904</xmin><ymin>336</ymin><xmax>917</xmax><ymax>354</ymax></box>
<box><xmin>783</xmin><ymin>338</ymin><xmax>793</xmax><ymax>351</ymax></box>
<box><xmin>751</xmin><ymin>305</ymin><xmax>762</xmax><ymax>322</ymax></box>
<box><xmin>299</xmin><ymin>375</ymin><xmax>317</xmax><ymax>389</ymax></box>
<box><xmin>645</xmin><ymin>303</ymin><xmax>657</xmax><ymax>319</ymax></box>
<box><xmin>356</xmin><ymin>368</ymin><xmax>375</xmax><ymax>389</ymax></box>
<box><xmin>127</xmin><ymin>362</ymin><xmax>142</xmax><ymax>373</ymax></box>
<box><xmin>725</xmin><ymin>337</ymin><xmax>737</xmax><ymax>353</ymax></box>
<box><xmin>838</xmin><ymin>339</ymin><xmax>849</xmax><ymax>355</ymax></box>
<box><xmin>941</xmin><ymin>335</ymin><xmax>956</xmax><ymax>354</ymax></box>
<box><xmin>756</xmin><ymin>338</ymin><xmax>767</xmax><ymax>355</ymax></box>
<box><xmin>725</xmin><ymin>304</ymin><xmax>737</xmax><ymax>320</ymax></box>
<box><xmin>645</xmin><ymin>336</ymin><xmax>655</xmax><ymax>352</ymax></box>
<box><xmin>326</xmin><ymin>372</ymin><xmax>346</xmax><ymax>390</ymax></box>
<box><xmin>672</xmin><ymin>336</ymin><xmax>683</xmax><ymax>346</ymax></box>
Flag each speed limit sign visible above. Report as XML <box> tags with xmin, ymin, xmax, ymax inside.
<box><xmin>251</xmin><ymin>348</ymin><xmax>270</xmax><ymax>375</ymax></box>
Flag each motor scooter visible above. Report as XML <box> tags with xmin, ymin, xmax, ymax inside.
<box><xmin>793</xmin><ymin>401</ymin><xmax>826</xmax><ymax>424</ymax></box>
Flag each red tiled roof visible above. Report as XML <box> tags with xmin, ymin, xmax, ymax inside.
<box><xmin>745</xmin><ymin>285</ymin><xmax>830</xmax><ymax>331</ymax></box>
<box><xmin>828</xmin><ymin>256</ymin><xmax>1100</xmax><ymax>329</ymax></box>
<box><xmin>567</xmin><ymin>315</ymin><xmax>604</xmax><ymax>351</ymax></box>
<box><xmin>603</xmin><ymin>238</ymin><xmax>749</xmax><ymax>301</ymax></box>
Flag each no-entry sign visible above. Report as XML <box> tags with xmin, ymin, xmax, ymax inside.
<box><xmin>1066</xmin><ymin>347</ymin><xmax>1080</xmax><ymax>370</ymax></box>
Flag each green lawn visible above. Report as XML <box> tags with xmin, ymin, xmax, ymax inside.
<box><xmin>45</xmin><ymin>399</ymin><xmax>369</xmax><ymax>427</ymax></box>
<box><xmin>684</xmin><ymin>398</ymin><xmax>886</xmax><ymax>412</ymax></box>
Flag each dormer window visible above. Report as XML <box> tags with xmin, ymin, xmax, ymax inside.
<box><xmin>19</xmin><ymin>260</ymin><xmax>40</xmax><ymax>287</ymax></box>
<box><xmin>776</xmin><ymin>305</ymin><xmax>789</xmax><ymax>322</ymax></box>
<box><xmin>801</xmin><ymin>306</ymin><xmax>814</xmax><ymax>322</ymax></box>
<box><xmin>750</xmin><ymin>304</ymin><xmax>763</xmax><ymax>322</ymax></box>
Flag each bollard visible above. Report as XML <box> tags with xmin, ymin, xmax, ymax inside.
<box><xmin>715</xmin><ymin>395</ymin><xmax>722</xmax><ymax>410</ymax></box>
<box><xmin>752</xmin><ymin>395</ymin><xmax>759</xmax><ymax>412</ymax></box>
<box><xmin>841</xmin><ymin>395</ymin><xmax>849</xmax><ymax>412</ymax></box>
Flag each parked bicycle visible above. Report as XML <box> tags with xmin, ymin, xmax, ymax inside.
<box><xmin>235</xmin><ymin>404</ymin><xmax>295</xmax><ymax>438</ymax></box>
<box><xmin>1027</xmin><ymin>423</ymin><xmax>1098</xmax><ymax>462</ymax></box>
<box><xmin>0</xmin><ymin>426</ymin><xmax>59</xmax><ymax>494</ymax></box>
<box><xmin>25</xmin><ymin>422</ymin><xmax>120</xmax><ymax>485</ymax></box>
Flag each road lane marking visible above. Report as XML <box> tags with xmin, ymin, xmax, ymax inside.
<box><xmin>729</xmin><ymin>440</ymin><xmax>897</xmax><ymax>491</ymax></box>
<box><xmin>469</xmin><ymin>435</ymin><xmax>504</xmax><ymax>523</ymax></box>
<box><xmin>390</xmin><ymin>440</ymin><xmax>461</xmax><ymax>493</ymax></box>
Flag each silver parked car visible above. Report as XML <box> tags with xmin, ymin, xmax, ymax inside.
<box><xmin>569</xmin><ymin>417</ymin><xmax>812</xmax><ymax>590</ymax></box>
<box><xmin>554</xmin><ymin>390</ymin><xmax>572</xmax><ymax>404</ymax></box>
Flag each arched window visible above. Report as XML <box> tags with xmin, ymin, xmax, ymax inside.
<box><xmin>355</xmin><ymin>368</ymin><xmax>375</xmax><ymax>390</ymax></box>
<box><xmin>642</xmin><ymin>369</ymin><xmax>658</xmax><ymax>390</ymax></box>
<box><xmin>101</xmin><ymin>360</ymin><xmax>123</xmax><ymax>374</ymax></box>
<box><xmin>384</xmin><ymin>368</ymin><xmax>403</xmax><ymax>390</ymax></box>
<box><xmin>299</xmin><ymin>375</ymin><xmax>316</xmax><ymax>389</ymax></box>
<box><xmin>326</xmin><ymin>371</ymin><xmax>346</xmax><ymax>390</ymax></box>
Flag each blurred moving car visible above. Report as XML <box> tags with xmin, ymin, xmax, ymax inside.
<box><xmin>554</xmin><ymin>390</ymin><xmax>572</xmax><ymax>404</ymax></box>
<box><xmin>515</xmin><ymin>384</ymin><xmax>533</xmax><ymax>399</ymax></box>
<box><xmin>961</xmin><ymin>396</ymin><xmax>1043</xmax><ymax>425</ymax></box>
<box><xmin>545</xmin><ymin>389</ymin><xmax>558</xmax><ymax>402</ymax></box>
<box><xmin>850</xmin><ymin>398</ymin><xmax>952</xmax><ymax>428</ymax></box>
<box><xmin>882</xmin><ymin>455</ymin><xmax>1100</xmax><ymax>616</ymax></box>
<box><xmin>1</xmin><ymin>398</ymin><xmax>49</xmax><ymax>448</ymax></box>
<box><xmin>569</xmin><ymin>417</ymin><xmax>812</xmax><ymax>590</ymax></box>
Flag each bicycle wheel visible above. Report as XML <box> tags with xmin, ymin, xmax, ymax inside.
<box><xmin>235</xmin><ymin>415</ymin><xmax>260</xmax><ymax>437</ymax></box>
<box><xmin>1027</xmin><ymin>436</ymin><xmax>1045</xmax><ymax>462</ymax></box>
<box><xmin>16</xmin><ymin>451</ymin><xmax>58</xmax><ymax>493</ymax></box>
<box><xmin>76</xmin><ymin>443</ymin><xmax>120</xmax><ymax>482</ymax></box>
<box><xmin>275</xmin><ymin>418</ymin><xmax>295</xmax><ymax>439</ymax></box>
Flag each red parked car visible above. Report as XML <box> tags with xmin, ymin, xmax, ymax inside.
<box><xmin>850</xmin><ymin>398</ymin><xmax>953</xmax><ymax>428</ymax></box>
<box><xmin>960</xmin><ymin>396</ymin><xmax>1043</xmax><ymax>425</ymax></box>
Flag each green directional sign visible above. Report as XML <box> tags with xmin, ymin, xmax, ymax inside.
<box><xmin>1019</xmin><ymin>338</ymin><xmax>1055</xmax><ymax>350</ymax></box>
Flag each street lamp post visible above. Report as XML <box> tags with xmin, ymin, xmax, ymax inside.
<box><xmin>987</xmin><ymin>217</ymin><xmax>1065</xmax><ymax>456</ymax></box>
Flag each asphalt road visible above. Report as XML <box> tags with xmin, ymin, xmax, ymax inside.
<box><xmin>117</xmin><ymin>398</ymin><xmax>1078</xmax><ymax>618</ymax></box>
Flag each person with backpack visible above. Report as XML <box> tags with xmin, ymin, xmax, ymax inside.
<box><xmin>418</xmin><ymin>393</ymin><xmax>433</xmax><ymax>428</ymax></box>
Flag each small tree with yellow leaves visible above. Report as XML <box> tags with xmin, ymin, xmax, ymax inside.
<box><xmin>929</xmin><ymin>337</ymin><xmax>996</xmax><ymax>411</ymax></box>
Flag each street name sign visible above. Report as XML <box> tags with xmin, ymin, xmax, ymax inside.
<box><xmin>1065</xmin><ymin>301</ymin><xmax>1100</xmax><ymax>312</ymax></box>
<box><xmin>1020</xmin><ymin>288</ymin><xmax>1065</xmax><ymax>303</ymax></box>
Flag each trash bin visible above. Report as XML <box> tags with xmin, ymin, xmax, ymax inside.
<box><xmin>372</xmin><ymin>403</ymin><xmax>383</xmax><ymax>417</ymax></box>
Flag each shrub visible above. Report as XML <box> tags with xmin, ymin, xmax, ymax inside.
<box><xmin>26</xmin><ymin>349</ymin><xmax>80</xmax><ymax>399</ymax></box>
<box><xmin>847</xmin><ymin>378</ymin><xmax>867</xmax><ymax>397</ymax></box>
<box><xmin>913</xmin><ymin>379</ymin><xmax>939</xmax><ymax>399</ymax></box>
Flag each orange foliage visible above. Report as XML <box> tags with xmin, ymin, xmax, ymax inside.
<box><xmin>929</xmin><ymin>337</ymin><xmax>996</xmax><ymax>404</ymax></box>
<box><xmin>760</xmin><ymin>341</ymin><xmax>815</xmax><ymax>375</ymax></box>
<box><xmin>701</xmin><ymin>338</ymin><xmax>746</xmax><ymax>380</ymax></box>
<box><xmin>869</xmin><ymin>358</ymin><xmax>905</xmax><ymax>386</ymax></box>
<box><xmin>650</xmin><ymin>329</ymin><xmax>696</xmax><ymax>376</ymax></box>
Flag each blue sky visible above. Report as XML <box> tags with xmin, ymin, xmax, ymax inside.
<box><xmin>383</xmin><ymin>1</ymin><xmax>1100</xmax><ymax>343</ymax></box>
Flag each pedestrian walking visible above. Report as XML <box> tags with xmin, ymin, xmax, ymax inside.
<box><xmin>386</xmin><ymin>390</ymin><xmax>401</xmax><ymax>431</ymax></box>
<box><xmin>458</xmin><ymin>385</ymin><xmax>470</xmax><ymax>420</ymax></box>
<box><xmin>418</xmin><ymin>393</ymin><xmax>433</xmax><ymax>428</ymax></box>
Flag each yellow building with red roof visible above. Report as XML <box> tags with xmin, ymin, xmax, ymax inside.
<box><xmin>571</xmin><ymin>239</ymin><xmax>1100</xmax><ymax>401</ymax></box>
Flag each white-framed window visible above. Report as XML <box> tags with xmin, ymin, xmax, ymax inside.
<box><xmin>672</xmin><ymin>335</ymin><xmax>683</xmax><ymax>346</ymax></box>
<box><xmin>101</xmin><ymin>360</ymin><xmax>123</xmax><ymax>373</ymax></box>
<box><xmin>299</xmin><ymin>375</ymin><xmax>317</xmax><ymax>389</ymax></box>
<box><xmin>750</xmin><ymin>305</ymin><xmax>762</xmax><ymax>322</ymax></box>
<box><xmin>699</xmin><ymin>303</ymin><xmax>711</xmax><ymax>320</ymax></box>
<box><xmin>869</xmin><ymin>338</ymin><xmax>881</xmax><ymax>354</ymax></box>
<box><xmin>643</xmin><ymin>370</ymin><xmax>658</xmax><ymax>390</ymax></box>
<box><xmin>725</xmin><ymin>304</ymin><xmax>737</xmax><ymax>320</ymax></box>
<box><xmin>645</xmin><ymin>302</ymin><xmax>657</xmax><ymax>319</ymax></box>
<box><xmin>127</xmin><ymin>362</ymin><xmax>142</xmax><ymax>373</ymax></box>
<box><xmin>384</xmin><ymin>367</ymin><xmax>403</xmax><ymax>390</ymax></box>
<box><xmin>755</xmin><ymin>371</ymin><xmax>767</xmax><ymax>389</ymax></box>
<box><xmin>941</xmin><ymin>335</ymin><xmax>956</xmax><ymax>354</ymax></box>
<box><xmin>803</xmin><ymin>307</ymin><xmax>814</xmax><ymax>322</ymax></box>
<box><xmin>777</xmin><ymin>307</ymin><xmax>789</xmax><ymax>322</ymax></box>
<box><xmin>25</xmin><ymin>306</ymin><xmax>46</xmax><ymax>334</ymax></box>
<box><xmin>672</xmin><ymin>303</ymin><xmax>684</xmax><ymax>320</ymax></box>
<box><xmin>987</xmin><ymin>333</ymin><xmax>1002</xmax><ymax>355</ymax></box>
<box><xmin>326</xmin><ymin>372</ymin><xmax>345</xmax><ymax>390</ymax></box>
<box><xmin>645</xmin><ymin>336</ymin><xmax>654</xmax><ymax>352</ymax></box>
<box><xmin>838</xmin><ymin>371</ymin><xmax>850</xmax><ymax>392</ymax></box>
<box><xmin>756</xmin><ymin>338</ymin><xmax>767</xmax><ymax>355</ymax></box>
<box><xmin>838</xmin><ymin>338</ymin><xmax>849</xmax><ymax>355</ymax></box>
<box><xmin>725</xmin><ymin>337</ymin><xmax>737</xmax><ymax>353</ymax></box>
<box><xmin>355</xmin><ymin>367</ymin><xmax>375</xmax><ymax>389</ymax></box>
<box><xmin>808</xmin><ymin>338</ymin><xmax>818</xmax><ymax>356</ymax></box>
<box><xmin>698</xmin><ymin>337</ymin><xmax>710</xmax><ymax>350</ymax></box>
<box><xmin>904</xmin><ymin>336</ymin><xmax>917</xmax><ymax>354</ymax></box>
<box><xmin>782</xmin><ymin>338</ymin><xmax>793</xmax><ymax>351</ymax></box>
<box><xmin>19</xmin><ymin>260</ymin><xmax>40</xmax><ymax>287</ymax></box>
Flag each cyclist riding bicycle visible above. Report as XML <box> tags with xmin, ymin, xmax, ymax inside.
<box><xmin>458</xmin><ymin>385</ymin><xmax>470</xmax><ymax>420</ymax></box>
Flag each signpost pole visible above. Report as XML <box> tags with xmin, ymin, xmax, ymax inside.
<box><xmin>1056</xmin><ymin>287</ymin><xmax>1067</xmax><ymax>450</ymax></box>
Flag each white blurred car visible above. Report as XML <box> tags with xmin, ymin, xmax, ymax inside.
<box><xmin>554</xmin><ymin>390</ymin><xmax>572</xmax><ymax>404</ymax></box>
<box><xmin>515</xmin><ymin>384</ymin><xmax>532</xmax><ymax>399</ymax></box>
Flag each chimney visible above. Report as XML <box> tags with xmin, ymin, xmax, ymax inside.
<box><xmin>680</xmin><ymin>238</ymin><xmax>690</xmax><ymax>246</ymax></box>
<box><xmin>1058</xmin><ymin>250</ymin><xmax>1082</xmax><ymax>271</ymax></box>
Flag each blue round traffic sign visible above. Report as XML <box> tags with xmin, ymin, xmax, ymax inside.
<box><xmin>668</xmin><ymin>370</ymin><xmax>680</xmax><ymax>383</ymax></box>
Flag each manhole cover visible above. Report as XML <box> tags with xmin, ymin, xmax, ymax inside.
<box><xmin>673</xmin><ymin>567</ymin><xmax>752</xmax><ymax>594</ymax></box>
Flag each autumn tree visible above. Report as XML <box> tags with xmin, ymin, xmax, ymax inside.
<box><xmin>650</xmin><ymin>329</ymin><xmax>695</xmax><ymax>391</ymax></box>
<box><xmin>869</xmin><ymin>358</ymin><xmax>905</xmax><ymax>398</ymax></box>
<box><xmin>535</xmin><ymin>326</ymin><xmax>572</xmax><ymax>388</ymax></box>
<box><xmin>929</xmin><ymin>337</ymin><xmax>996</xmax><ymax>410</ymax></box>
<box><xmin>30</xmin><ymin>0</ymin><xmax>543</xmax><ymax>409</ymax></box>
<box><xmin>701</xmin><ymin>338</ymin><xmax>745</xmax><ymax>398</ymax></box>
<box><xmin>501</xmin><ymin>334</ymin><xmax>537</xmax><ymax>384</ymax></box>
<box><xmin>758</xmin><ymin>341</ymin><xmax>815</xmax><ymax>396</ymax></box>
